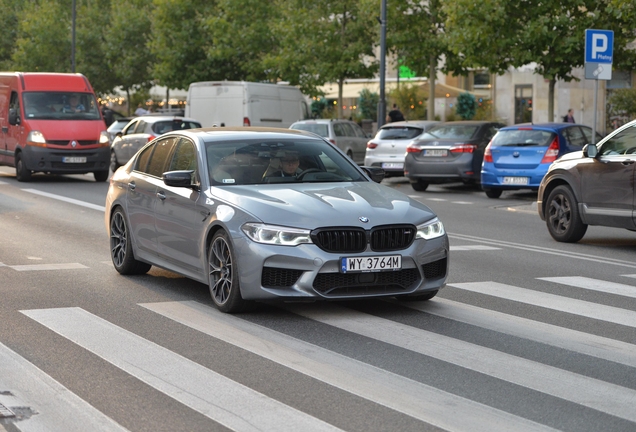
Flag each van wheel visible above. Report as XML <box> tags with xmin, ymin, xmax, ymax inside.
<box><xmin>15</xmin><ymin>153</ymin><xmax>32</xmax><ymax>182</ymax></box>
<box><xmin>94</xmin><ymin>171</ymin><xmax>109</xmax><ymax>182</ymax></box>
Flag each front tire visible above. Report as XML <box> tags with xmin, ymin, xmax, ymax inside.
<box><xmin>15</xmin><ymin>153</ymin><xmax>32</xmax><ymax>182</ymax></box>
<box><xmin>411</xmin><ymin>179</ymin><xmax>429</xmax><ymax>192</ymax></box>
<box><xmin>208</xmin><ymin>230</ymin><xmax>249</xmax><ymax>313</ymax></box>
<box><xmin>94</xmin><ymin>170</ymin><xmax>109</xmax><ymax>182</ymax></box>
<box><xmin>545</xmin><ymin>185</ymin><xmax>587</xmax><ymax>242</ymax></box>
<box><xmin>110</xmin><ymin>208</ymin><xmax>152</xmax><ymax>275</ymax></box>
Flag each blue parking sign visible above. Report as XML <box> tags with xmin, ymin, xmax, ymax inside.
<box><xmin>585</xmin><ymin>29</ymin><xmax>613</xmax><ymax>64</ymax></box>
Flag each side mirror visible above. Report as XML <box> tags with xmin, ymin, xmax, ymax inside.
<box><xmin>361</xmin><ymin>166</ymin><xmax>385</xmax><ymax>183</ymax></box>
<box><xmin>8</xmin><ymin>108</ymin><xmax>20</xmax><ymax>125</ymax></box>
<box><xmin>583</xmin><ymin>144</ymin><xmax>598</xmax><ymax>158</ymax></box>
<box><xmin>163</xmin><ymin>170</ymin><xmax>198</xmax><ymax>189</ymax></box>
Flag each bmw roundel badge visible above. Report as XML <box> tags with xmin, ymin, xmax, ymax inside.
<box><xmin>359</xmin><ymin>216</ymin><xmax>369</xmax><ymax>223</ymax></box>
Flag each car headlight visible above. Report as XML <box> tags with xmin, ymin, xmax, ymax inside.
<box><xmin>242</xmin><ymin>223</ymin><xmax>313</xmax><ymax>246</ymax></box>
<box><xmin>416</xmin><ymin>218</ymin><xmax>445</xmax><ymax>240</ymax></box>
<box><xmin>99</xmin><ymin>130</ymin><xmax>110</xmax><ymax>146</ymax></box>
<box><xmin>27</xmin><ymin>130</ymin><xmax>47</xmax><ymax>147</ymax></box>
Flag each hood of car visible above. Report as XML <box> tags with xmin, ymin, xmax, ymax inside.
<box><xmin>555</xmin><ymin>150</ymin><xmax>584</xmax><ymax>163</ymax></box>
<box><xmin>210</xmin><ymin>182</ymin><xmax>436</xmax><ymax>228</ymax></box>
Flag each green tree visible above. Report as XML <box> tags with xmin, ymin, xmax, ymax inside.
<box><xmin>608</xmin><ymin>88</ymin><xmax>636</xmax><ymax>119</ymax></box>
<box><xmin>0</xmin><ymin>0</ymin><xmax>23</xmax><ymax>70</ymax></box>
<box><xmin>387</xmin><ymin>1</ymin><xmax>463</xmax><ymax>121</ymax></box>
<box><xmin>443</xmin><ymin>0</ymin><xmax>636</xmax><ymax>122</ymax></box>
<box><xmin>12</xmin><ymin>0</ymin><xmax>71</xmax><ymax>72</ymax></box>
<box><xmin>104</xmin><ymin>0</ymin><xmax>155</xmax><ymax>111</ymax></box>
<box><xmin>456</xmin><ymin>92</ymin><xmax>476</xmax><ymax>120</ymax></box>
<box><xmin>358</xmin><ymin>88</ymin><xmax>379</xmax><ymax>121</ymax></box>
<box><xmin>389</xmin><ymin>84</ymin><xmax>427</xmax><ymax>120</ymax></box>
<box><xmin>267</xmin><ymin>0</ymin><xmax>378</xmax><ymax>118</ymax></box>
<box><xmin>150</xmin><ymin>0</ymin><xmax>217</xmax><ymax>90</ymax></box>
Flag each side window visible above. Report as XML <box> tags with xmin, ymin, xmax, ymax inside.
<box><xmin>350</xmin><ymin>123</ymin><xmax>366</xmax><ymax>138</ymax></box>
<box><xmin>134</xmin><ymin>121</ymin><xmax>146</xmax><ymax>134</ymax></box>
<box><xmin>333</xmin><ymin>123</ymin><xmax>346</xmax><ymax>137</ymax></box>
<box><xmin>580</xmin><ymin>127</ymin><xmax>595</xmax><ymax>145</ymax></box>
<box><xmin>168</xmin><ymin>138</ymin><xmax>198</xmax><ymax>172</ymax></box>
<box><xmin>484</xmin><ymin>126</ymin><xmax>499</xmax><ymax>141</ymax></box>
<box><xmin>599</xmin><ymin>126</ymin><xmax>636</xmax><ymax>156</ymax></box>
<box><xmin>123</xmin><ymin>120</ymin><xmax>139</xmax><ymax>135</ymax></box>
<box><xmin>341</xmin><ymin>123</ymin><xmax>356</xmax><ymax>137</ymax></box>
<box><xmin>10</xmin><ymin>91</ymin><xmax>20</xmax><ymax>113</ymax></box>
<box><xmin>135</xmin><ymin>143</ymin><xmax>154</xmax><ymax>173</ymax></box>
<box><xmin>563</xmin><ymin>126</ymin><xmax>586</xmax><ymax>148</ymax></box>
<box><xmin>146</xmin><ymin>137</ymin><xmax>177</xmax><ymax>177</ymax></box>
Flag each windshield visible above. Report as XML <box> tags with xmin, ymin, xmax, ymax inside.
<box><xmin>206</xmin><ymin>138</ymin><xmax>366</xmax><ymax>186</ymax></box>
<box><xmin>491</xmin><ymin>129</ymin><xmax>555</xmax><ymax>147</ymax></box>
<box><xmin>424</xmin><ymin>124</ymin><xmax>479</xmax><ymax>140</ymax></box>
<box><xmin>22</xmin><ymin>92</ymin><xmax>102</xmax><ymax>120</ymax></box>
<box><xmin>377</xmin><ymin>126</ymin><xmax>423</xmax><ymax>140</ymax></box>
<box><xmin>290</xmin><ymin>123</ymin><xmax>329</xmax><ymax>138</ymax></box>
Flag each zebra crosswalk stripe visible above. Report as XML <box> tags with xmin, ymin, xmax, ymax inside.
<box><xmin>450</xmin><ymin>281</ymin><xmax>636</xmax><ymax>327</ymax></box>
<box><xmin>0</xmin><ymin>341</ymin><xmax>129</xmax><ymax>432</ymax></box>
<box><xmin>392</xmin><ymin>297</ymin><xmax>636</xmax><ymax>368</ymax></box>
<box><xmin>539</xmin><ymin>276</ymin><xmax>636</xmax><ymax>299</ymax></box>
<box><xmin>141</xmin><ymin>300</ymin><xmax>554</xmax><ymax>432</ymax></box>
<box><xmin>20</xmin><ymin>307</ymin><xmax>343</xmax><ymax>432</ymax></box>
<box><xmin>284</xmin><ymin>303</ymin><xmax>636</xmax><ymax>423</ymax></box>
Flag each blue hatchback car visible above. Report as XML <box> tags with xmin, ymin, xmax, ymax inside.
<box><xmin>480</xmin><ymin>123</ymin><xmax>601</xmax><ymax>198</ymax></box>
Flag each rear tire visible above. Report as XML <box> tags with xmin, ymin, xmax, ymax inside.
<box><xmin>109</xmin><ymin>207</ymin><xmax>152</xmax><ymax>275</ymax></box>
<box><xmin>15</xmin><ymin>153</ymin><xmax>32</xmax><ymax>182</ymax></box>
<box><xmin>485</xmin><ymin>189</ymin><xmax>502</xmax><ymax>199</ymax></box>
<box><xmin>411</xmin><ymin>179</ymin><xmax>429</xmax><ymax>191</ymax></box>
<box><xmin>545</xmin><ymin>185</ymin><xmax>587</xmax><ymax>242</ymax></box>
<box><xmin>208</xmin><ymin>230</ymin><xmax>250</xmax><ymax>313</ymax></box>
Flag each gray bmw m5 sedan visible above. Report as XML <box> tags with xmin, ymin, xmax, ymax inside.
<box><xmin>105</xmin><ymin>127</ymin><xmax>449</xmax><ymax>313</ymax></box>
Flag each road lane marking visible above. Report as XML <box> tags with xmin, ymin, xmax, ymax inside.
<box><xmin>0</xmin><ymin>342</ymin><xmax>129</xmax><ymax>432</ymax></box>
<box><xmin>285</xmin><ymin>303</ymin><xmax>636</xmax><ymax>424</ymax></box>
<box><xmin>21</xmin><ymin>307</ymin><xmax>342</xmax><ymax>432</ymax></box>
<box><xmin>450</xmin><ymin>245</ymin><xmax>501</xmax><ymax>251</ymax></box>
<box><xmin>539</xmin><ymin>276</ymin><xmax>636</xmax><ymax>299</ymax></box>
<box><xmin>449</xmin><ymin>281</ymin><xmax>636</xmax><ymax>328</ymax></box>
<box><xmin>449</xmin><ymin>233</ymin><xmax>636</xmax><ymax>269</ymax></box>
<box><xmin>22</xmin><ymin>189</ymin><xmax>105</xmax><ymax>212</ymax></box>
<box><xmin>142</xmin><ymin>300</ymin><xmax>553</xmax><ymax>432</ymax></box>
<box><xmin>10</xmin><ymin>263</ymin><xmax>87</xmax><ymax>271</ymax></box>
<box><xmin>389</xmin><ymin>297</ymin><xmax>636</xmax><ymax>368</ymax></box>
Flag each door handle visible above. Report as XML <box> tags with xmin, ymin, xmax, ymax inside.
<box><xmin>1</xmin><ymin>126</ymin><xmax>7</xmax><ymax>134</ymax></box>
<box><xmin>157</xmin><ymin>191</ymin><xmax>166</xmax><ymax>200</ymax></box>
<box><xmin>128</xmin><ymin>182</ymin><xmax>136</xmax><ymax>190</ymax></box>
<box><xmin>621</xmin><ymin>160</ymin><xmax>635</xmax><ymax>165</ymax></box>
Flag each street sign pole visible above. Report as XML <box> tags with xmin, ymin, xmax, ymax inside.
<box><xmin>584</xmin><ymin>29</ymin><xmax>613</xmax><ymax>139</ymax></box>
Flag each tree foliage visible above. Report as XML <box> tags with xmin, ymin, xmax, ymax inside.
<box><xmin>267</xmin><ymin>0</ymin><xmax>378</xmax><ymax>118</ymax></box>
<box><xmin>389</xmin><ymin>84</ymin><xmax>427</xmax><ymax>120</ymax></box>
<box><xmin>358</xmin><ymin>89</ymin><xmax>379</xmax><ymax>121</ymax></box>
<box><xmin>456</xmin><ymin>92</ymin><xmax>476</xmax><ymax>120</ymax></box>
<box><xmin>608</xmin><ymin>88</ymin><xmax>636</xmax><ymax>119</ymax></box>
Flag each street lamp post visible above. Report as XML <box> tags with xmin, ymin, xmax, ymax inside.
<box><xmin>71</xmin><ymin>0</ymin><xmax>76</xmax><ymax>73</ymax></box>
<box><xmin>377</xmin><ymin>0</ymin><xmax>387</xmax><ymax>129</ymax></box>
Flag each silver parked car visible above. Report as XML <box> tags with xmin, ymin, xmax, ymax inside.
<box><xmin>290</xmin><ymin>119</ymin><xmax>370</xmax><ymax>164</ymax></box>
<box><xmin>364</xmin><ymin>120</ymin><xmax>439</xmax><ymax>177</ymax></box>
<box><xmin>105</xmin><ymin>128</ymin><xmax>449</xmax><ymax>313</ymax></box>
<box><xmin>110</xmin><ymin>115</ymin><xmax>201</xmax><ymax>172</ymax></box>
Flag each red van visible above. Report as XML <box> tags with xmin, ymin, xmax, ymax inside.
<box><xmin>0</xmin><ymin>72</ymin><xmax>110</xmax><ymax>182</ymax></box>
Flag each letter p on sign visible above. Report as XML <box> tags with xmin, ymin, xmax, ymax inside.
<box><xmin>592</xmin><ymin>34</ymin><xmax>607</xmax><ymax>59</ymax></box>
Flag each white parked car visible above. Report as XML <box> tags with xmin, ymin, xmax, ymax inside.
<box><xmin>364</xmin><ymin>121</ymin><xmax>439</xmax><ymax>177</ymax></box>
<box><xmin>290</xmin><ymin>119</ymin><xmax>370</xmax><ymax>164</ymax></box>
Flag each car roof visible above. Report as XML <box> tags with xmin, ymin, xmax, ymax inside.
<box><xmin>499</xmin><ymin>122</ymin><xmax>590</xmax><ymax>131</ymax></box>
<box><xmin>380</xmin><ymin>120</ymin><xmax>439</xmax><ymax>128</ymax></box>
<box><xmin>133</xmin><ymin>115</ymin><xmax>200</xmax><ymax>123</ymax></box>
<box><xmin>292</xmin><ymin>119</ymin><xmax>354</xmax><ymax>124</ymax></box>
<box><xmin>167</xmin><ymin>127</ymin><xmax>321</xmax><ymax>141</ymax></box>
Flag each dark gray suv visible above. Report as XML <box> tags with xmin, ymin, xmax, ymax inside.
<box><xmin>538</xmin><ymin>119</ymin><xmax>636</xmax><ymax>242</ymax></box>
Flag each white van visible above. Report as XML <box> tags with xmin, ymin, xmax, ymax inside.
<box><xmin>185</xmin><ymin>81</ymin><xmax>310</xmax><ymax>128</ymax></box>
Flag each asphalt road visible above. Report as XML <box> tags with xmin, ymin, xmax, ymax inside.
<box><xmin>1</xmin><ymin>168</ymin><xmax>635</xmax><ymax>432</ymax></box>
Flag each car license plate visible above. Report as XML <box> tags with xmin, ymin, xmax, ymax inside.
<box><xmin>62</xmin><ymin>157</ymin><xmax>87</xmax><ymax>163</ymax></box>
<box><xmin>423</xmin><ymin>149</ymin><xmax>447</xmax><ymax>157</ymax></box>
<box><xmin>341</xmin><ymin>255</ymin><xmax>402</xmax><ymax>273</ymax></box>
<box><xmin>503</xmin><ymin>176</ymin><xmax>529</xmax><ymax>185</ymax></box>
<box><xmin>381</xmin><ymin>162</ymin><xmax>403</xmax><ymax>169</ymax></box>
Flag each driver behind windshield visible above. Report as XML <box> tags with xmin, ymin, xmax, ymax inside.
<box><xmin>269</xmin><ymin>152</ymin><xmax>301</xmax><ymax>178</ymax></box>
